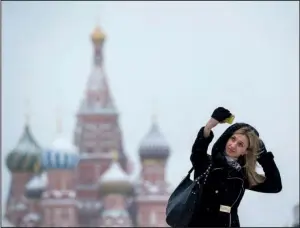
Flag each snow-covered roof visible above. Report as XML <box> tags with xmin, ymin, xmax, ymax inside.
<box><xmin>15</xmin><ymin>202</ymin><xmax>27</xmax><ymax>211</ymax></box>
<box><xmin>87</xmin><ymin>67</ymin><xmax>107</xmax><ymax>92</ymax></box>
<box><xmin>26</xmin><ymin>173</ymin><xmax>48</xmax><ymax>190</ymax></box>
<box><xmin>102</xmin><ymin>209</ymin><xmax>129</xmax><ymax>218</ymax></box>
<box><xmin>77</xmin><ymin>201</ymin><xmax>102</xmax><ymax>210</ymax></box>
<box><xmin>42</xmin><ymin>190</ymin><xmax>76</xmax><ymax>199</ymax></box>
<box><xmin>49</xmin><ymin>135</ymin><xmax>78</xmax><ymax>154</ymax></box>
<box><xmin>78</xmin><ymin>101</ymin><xmax>117</xmax><ymax>115</ymax></box>
<box><xmin>101</xmin><ymin>162</ymin><xmax>131</xmax><ymax>183</ymax></box>
<box><xmin>136</xmin><ymin>179</ymin><xmax>171</xmax><ymax>195</ymax></box>
<box><xmin>78</xmin><ymin>66</ymin><xmax>117</xmax><ymax>116</ymax></box>
<box><xmin>140</xmin><ymin>122</ymin><xmax>169</xmax><ymax>149</ymax></box>
<box><xmin>42</xmin><ymin>133</ymin><xmax>79</xmax><ymax>169</ymax></box>
<box><xmin>23</xmin><ymin>213</ymin><xmax>40</xmax><ymax>222</ymax></box>
<box><xmin>139</xmin><ymin>121</ymin><xmax>170</xmax><ymax>158</ymax></box>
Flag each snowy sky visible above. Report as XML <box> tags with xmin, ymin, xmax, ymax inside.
<box><xmin>2</xmin><ymin>1</ymin><xmax>299</xmax><ymax>226</ymax></box>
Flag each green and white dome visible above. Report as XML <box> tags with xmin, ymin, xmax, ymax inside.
<box><xmin>6</xmin><ymin>124</ymin><xmax>42</xmax><ymax>173</ymax></box>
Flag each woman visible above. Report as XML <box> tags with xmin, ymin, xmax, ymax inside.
<box><xmin>189</xmin><ymin>107</ymin><xmax>282</xmax><ymax>227</ymax></box>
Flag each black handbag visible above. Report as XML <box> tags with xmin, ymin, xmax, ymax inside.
<box><xmin>166</xmin><ymin>163</ymin><xmax>212</xmax><ymax>227</ymax></box>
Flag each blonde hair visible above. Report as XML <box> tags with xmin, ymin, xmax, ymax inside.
<box><xmin>234</xmin><ymin>127</ymin><xmax>265</xmax><ymax>187</ymax></box>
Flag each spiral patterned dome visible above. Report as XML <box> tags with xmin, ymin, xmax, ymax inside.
<box><xmin>6</xmin><ymin>124</ymin><xmax>42</xmax><ymax>173</ymax></box>
<box><xmin>41</xmin><ymin>135</ymin><xmax>79</xmax><ymax>170</ymax></box>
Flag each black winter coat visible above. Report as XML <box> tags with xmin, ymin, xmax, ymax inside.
<box><xmin>188</xmin><ymin>123</ymin><xmax>282</xmax><ymax>227</ymax></box>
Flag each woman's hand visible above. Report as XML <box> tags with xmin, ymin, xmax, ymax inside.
<box><xmin>203</xmin><ymin>107</ymin><xmax>232</xmax><ymax>138</ymax></box>
<box><xmin>211</xmin><ymin>107</ymin><xmax>232</xmax><ymax>123</ymax></box>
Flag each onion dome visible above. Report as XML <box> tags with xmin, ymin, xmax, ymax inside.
<box><xmin>41</xmin><ymin>135</ymin><xmax>79</xmax><ymax>170</ymax></box>
<box><xmin>139</xmin><ymin>118</ymin><xmax>170</xmax><ymax>160</ymax></box>
<box><xmin>6</xmin><ymin>124</ymin><xmax>42</xmax><ymax>173</ymax></box>
<box><xmin>91</xmin><ymin>26</ymin><xmax>106</xmax><ymax>43</ymax></box>
<box><xmin>25</xmin><ymin>172</ymin><xmax>48</xmax><ymax>199</ymax></box>
<box><xmin>41</xmin><ymin>112</ymin><xmax>80</xmax><ymax>170</ymax></box>
<box><xmin>99</xmin><ymin>151</ymin><xmax>133</xmax><ymax>195</ymax></box>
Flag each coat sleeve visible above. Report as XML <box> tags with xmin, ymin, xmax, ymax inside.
<box><xmin>190</xmin><ymin>126</ymin><xmax>214</xmax><ymax>170</ymax></box>
<box><xmin>246</xmin><ymin>152</ymin><xmax>282</xmax><ymax>193</ymax></box>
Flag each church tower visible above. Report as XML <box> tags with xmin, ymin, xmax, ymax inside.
<box><xmin>23</xmin><ymin>172</ymin><xmax>47</xmax><ymax>227</ymax></box>
<box><xmin>40</xmin><ymin>113</ymin><xmax>79</xmax><ymax>227</ymax></box>
<box><xmin>5</xmin><ymin>101</ymin><xmax>43</xmax><ymax>226</ymax></box>
<box><xmin>136</xmin><ymin>115</ymin><xmax>171</xmax><ymax>227</ymax></box>
<box><xmin>73</xmin><ymin>26</ymin><xmax>130</xmax><ymax>226</ymax></box>
<box><xmin>98</xmin><ymin>152</ymin><xmax>134</xmax><ymax>227</ymax></box>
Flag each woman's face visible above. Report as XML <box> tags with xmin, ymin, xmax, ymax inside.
<box><xmin>225</xmin><ymin>133</ymin><xmax>249</xmax><ymax>158</ymax></box>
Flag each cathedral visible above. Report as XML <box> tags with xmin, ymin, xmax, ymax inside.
<box><xmin>4</xmin><ymin>26</ymin><xmax>172</xmax><ymax>227</ymax></box>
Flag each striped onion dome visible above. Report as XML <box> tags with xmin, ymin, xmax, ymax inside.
<box><xmin>99</xmin><ymin>161</ymin><xmax>133</xmax><ymax>196</ymax></box>
<box><xmin>6</xmin><ymin>124</ymin><xmax>42</xmax><ymax>173</ymax></box>
<box><xmin>138</xmin><ymin>121</ymin><xmax>170</xmax><ymax>159</ymax></box>
<box><xmin>41</xmin><ymin>134</ymin><xmax>79</xmax><ymax>170</ymax></box>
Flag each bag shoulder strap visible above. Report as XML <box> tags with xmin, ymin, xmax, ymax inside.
<box><xmin>188</xmin><ymin>159</ymin><xmax>212</xmax><ymax>179</ymax></box>
<box><xmin>188</xmin><ymin>167</ymin><xmax>194</xmax><ymax>175</ymax></box>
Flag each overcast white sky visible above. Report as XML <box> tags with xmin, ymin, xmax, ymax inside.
<box><xmin>2</xmin><ymin>1</ymin><xmax>299</xmax><ymax>226</ymax></box>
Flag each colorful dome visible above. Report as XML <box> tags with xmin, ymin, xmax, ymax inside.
<box><xmin>91</xmin><ymin>26</ymin><xmax>106</xmax><ymax>42</ymax></box>
<box><xmin>99</xmin><ymin>161</ymin><xmax>133</xmax><ymax>195</ymax></box>
<box><xmin>41</xmin><ymin>135</ymin><xmax>79</xmax><ymax>170</ymax></box>
<box><xmin>6</xmin><ymin>124</ymin><xmax>42</xmax><ymax>173</ymax></box>
<box><xmin>139</xmin><ymin>121</ymin><xmax>170</xmax><ymax>159</ymax></box>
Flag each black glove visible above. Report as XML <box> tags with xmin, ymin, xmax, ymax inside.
<box><xmin>257</xmin><ymin>139</ymin><xmax>267</xmax><ymax>159</ymax></box>
<box><xmin>211</xmin><ymin>107</ymin><xmax>232</xmax><ymax>122</ymax></box>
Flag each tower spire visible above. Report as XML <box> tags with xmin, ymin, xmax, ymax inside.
<box><xmin>24</xmin><ymin>76</ymin><xmax>31</xmax><ymax>125</ymax></box>
<box><xmin>96</xmin><ymin>16</ymin><xmax>101</xmax><ymax>28</ymax></box>
<box><xmin>56</xmin><ymin>104</ymin><xmax>62</xmax><ymax>134</ymax></box>
<box><xmin>151</xmin><ymin>99</ymin><xmax>158</xmax><ymax>124</ymax></box>
<box><xmin>24</xmin><ymin>97</ymin><xmax>31</xmax><ymax>125</ymax></box>
<box><xmin>82</xmin><ymin>25</ymin><xmax>116</xmax><ymax>113</ymax></box>
<box><xmin>55</xmin><ymin>86</ymin><xmax>63</xmax><ymax>134</ymax></box>
<box><xmin>91</xmin><ymin>26</ymin><xmax>105</xmax><ymax>66</ymax></box>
